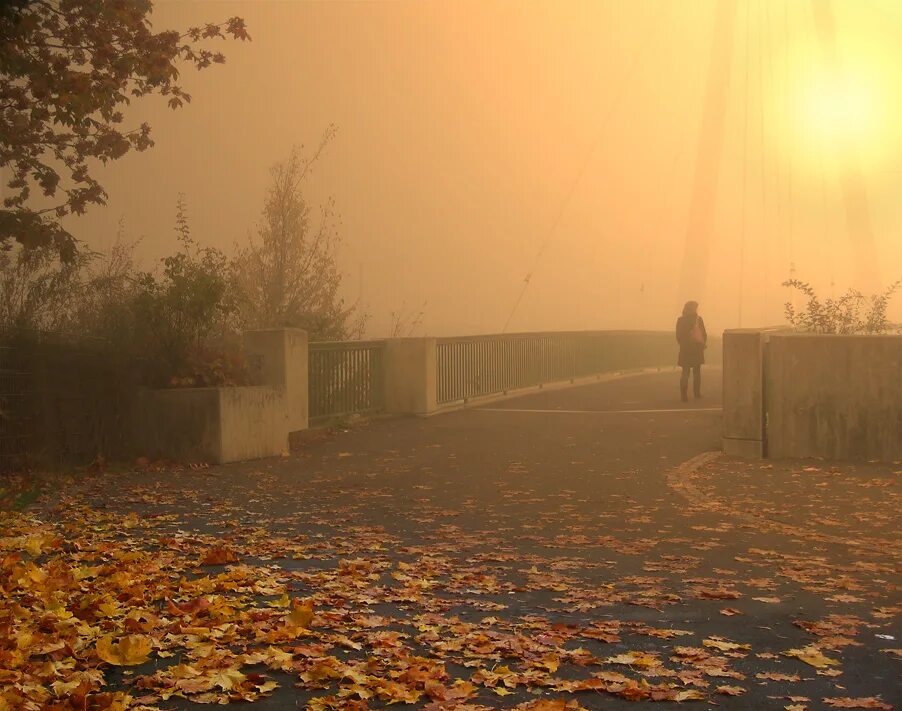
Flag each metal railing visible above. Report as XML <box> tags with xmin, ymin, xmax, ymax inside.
<box><xmin>436</xmin><ymin>330</ymin><xmax>676</xmax><ymax>405</ymax></box>
<box><xmin>308</xmin><ymin>340</ymin><xmax>386</xmax><ymax>422</ymax></box>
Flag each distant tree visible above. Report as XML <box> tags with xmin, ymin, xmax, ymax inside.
<box><xmin>0</xmin><ymin>243</ymin><xmax>86</xmax><ymax>332</ymax></box>
<box><xmin>783</xmin><ymin>278</ymin><xmax>902</xmax><ymax>334</ymax></box>
<box><xmin>232</xmin><ymin>129</ymin><xmax>363</xmax><ymax>341</ymax></box>
<box><xmin>389</xmin><ymin>301</ymin><xmax>428</xmax><ymax>338</ymax></box>
<box><xmin>0</xmin><ymin>0</ymin><xmax>249</xmax><ymax>260</ymax></box>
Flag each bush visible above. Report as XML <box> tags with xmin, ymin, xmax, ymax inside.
<box><xmin>783</xmin><ymin>278</ymin><xmax>901</xmax><ymax>334</ymax></box>
<box><xmin>0</xmin><ymin>231</ymin><xmax>247</xmax><ymax>388</ymax></box>
<box><xmin>131</xmin><ymin>234</ymin><xmax>244</xmax><ymax>387</ymax></box>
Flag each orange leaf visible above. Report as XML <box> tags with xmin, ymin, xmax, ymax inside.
<box><xmin>287</xmin><ymin>598</ymin><xmax>314</xmax><ymax>628</ymax></box>
<box><xmin>95</xmin><ymin>634</ymin><xmax>152</xmax><ymax>666</ymax></box>
<box><xmin>200</xmin><ymin>546</ymin><xmax>237</xmax><ymax>565</ymax></box>
<box><xmin>823</xmin><ymin>698</ymin><xmax>892</xmax><ymax>710</ymax></box>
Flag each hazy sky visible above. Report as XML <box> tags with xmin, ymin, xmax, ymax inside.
<box><xmin>61</xmin><ymin>0</ymin><xmax>902</xmax><ymax>336</ymax></box>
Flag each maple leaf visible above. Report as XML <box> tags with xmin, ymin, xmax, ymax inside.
<box><xmin>783</xmin><ymin>645</ymin><xmax>840</xmax><ymax>668</ymax></box>
<box><xmin>50</xmin><ymin>679</ymin><xmax>84</xmax><ymax>697</ymax></box>
<box><xmin>166</xmin><ymin>596</ymin><xmax>211</xmax><ymax>617</ymax></box>
<box><xmin>756</xmin><ymin>672</ymin><xmax>801</xmax><ymax>682</ymax></box>
<box><xmin>694</xmin><ymin>587</ymin><xmax>742</xmax><ymax>600</ymax></box>
<box><xmin>95</xmin><ymin>634</ymin><xmax>152</xmax><ymax>666</ymax></box>
<box><xmin>200</xmin><ymin>545</ymin><xmax>238</xmax><ymax>565</ymax></box>
<box><xmin>816</xmin><ymin>668</ymin><xmax>843</xmax><ymax>677</ymax></box>
<box><xmin>703</xmin><ymin>638</ymin><xmax>750</xmax><ymax>652</ymax></box>
<box><xmin>673</xmin><ymin>689</ymin><xmax>705</xmax><ymax>701</ymax></box>
<box><xmin>210</xmin><ymin>668</ymin><xmax>246</xmax><ymax>691</ymax></box>
<box><xmin>822</xmin><ymin>698</ymin><xmax>893</xmax><ymax>710</ymax></box>
<box><xmin>716</xmin><ymin>685</ymin><xmax>746</xmax><ymax>695</ymax></box>
<box><xmin>287</xmin><ymin>598</ymin><xmax>315</xmax><ymax>628</ymax></box>
<box><xmin>605</xmin><ymin>651</ymin><xmax>660</xmax><ymax>668</ymax></box>
<box><xmin>515</xmin><ymin>701</ymin><xmax>568</xmax><ymax>710</ymax></box>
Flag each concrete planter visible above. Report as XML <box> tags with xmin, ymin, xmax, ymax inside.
<box><xmin>136</xmin><ymin>328</ymin><xmax>308</xmax><ymax>464</ymax></box>
<box><xmin>723</xmin><ymin>330</ymin><xmax>902</xmax><ymax>462</ymax></box>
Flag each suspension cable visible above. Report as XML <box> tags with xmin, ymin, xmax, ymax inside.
<box><xmin>738</xmin><ymin>0</ymin><xmax>751</xmax><ymax>328</ymax></box>
<box><xmin>501</xmin><ymin>2</ymin><xmax>666</xmax><ymax>333</ymax></box>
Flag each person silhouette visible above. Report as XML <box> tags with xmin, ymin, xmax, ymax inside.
<box><xmin>675</xmin><ymin>300</ymin><xmax>707</xmax><ymax>402</ymax></box>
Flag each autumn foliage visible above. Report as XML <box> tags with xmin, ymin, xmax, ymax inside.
<box><xmin>0</xmin><ymin>0</ymin><xmax>249</xmax><ymax>258</ymax></box>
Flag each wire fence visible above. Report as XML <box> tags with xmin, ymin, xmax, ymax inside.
<box><xmin>0</xmin><ymin>332</ymin><xmax>139</xmax><ymax>472</ymax></box>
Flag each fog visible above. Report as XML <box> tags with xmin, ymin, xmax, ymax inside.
<box><xmin>62</xmin><ymin>0</ymin><xmax>902</xmax><ymax>337</ymax></box>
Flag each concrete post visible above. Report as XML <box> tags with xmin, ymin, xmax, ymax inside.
<box><xmin>243</xmin><ymin>328</ymin><xmax>309</xmax><ymax>433</ymax></box>
<box><xmin>721</xmin><ymin>329</ymin><xmax>768</xmax><ymax>458</ymax></box>
<box><xmin>383</xmin><ymin>338</ymin><xmax>437</xmax><ymax>415</ymax></box>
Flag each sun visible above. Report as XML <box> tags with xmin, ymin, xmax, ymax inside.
<box><xmin>797</xmin><ymin>72</ymin><xmax>877</xmax><ymax>148</ymax></box>
<box><xmin>777</xmin><ymin>13</ymin><xmax>902</xmax><ymax>179</ymax></box>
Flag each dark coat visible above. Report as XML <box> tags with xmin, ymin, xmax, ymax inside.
<box><xmin>676</xmin><ymin>314</ymin><xmax>707</xmax><ymax>367</ymax></box>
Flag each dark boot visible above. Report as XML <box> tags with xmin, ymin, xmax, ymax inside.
<box><xmin>680</xmin><ymin>381</ymin><xmax>689</xmax><ymax>403</ymax></box>
<box><xmin>693</xmin><ymin>368</ymin><xmax>702</xmax><ymax>399</ymax></box>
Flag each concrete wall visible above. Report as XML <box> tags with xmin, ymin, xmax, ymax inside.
<box><xmin>723</xmin><ymin>330</ymin><xmax>902</xmax><ymax>463</ymax></box>
<box><xmin>219</xmin><ymin>386</ymin><xmax>288</xmax><ymax>463</ymax></box>
<box><xmin>384</xmin><ymin>338</ymin><xmax>437</xmax><ymax>415</ymax></box>
<box><xmin>138</xmin><ymin>388</ymin><xmax>222</xmax><ymax>463</ymax></box>
<box><xmin>138</xmin><ymin>328</ymin><xmax>308</xmax><ymax>464</ymax></box>
<box><xmin>766</xmin><ymin>334</ymin><xmax>902</xmax><ymax>462</ymax></box>
<box><xmin>721</xmin><ymin>329</ymin><xmax>773</xmax><ymax>458</ymax></box>
<box><xmin>244</xmin><ymin>328</ymin><xmax>309</xmax><ymax>433</ymax></box>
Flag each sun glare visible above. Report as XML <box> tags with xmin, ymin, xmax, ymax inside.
<box><xmin>798</xmin><ymin>73</ymin><xmax>876</xmax><ymax>147</ymax></box>
<box><xmin>779</xmin><ymin>21</ymin><xmax>901</xmax><ymax>180</ymax></box>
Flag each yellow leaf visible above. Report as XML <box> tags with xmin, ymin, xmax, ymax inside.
<box><xmin>605</xmin><ymin>651</ymin><xmax>660</xmax><ymax>668</ymax></box>
<box><xmin>97</xmin><ymin>600</ymin><xmax>121</xmax><ymax>618</ymax></box>
<box><xmin>674</xmin><ymin>690</ymin><xmax>706</xmax><ymax>701</ymax></box>
<box><xmin>210</xmin><ymin>668</ymin><xmax>246</xmax><ymax>691</ymax></box>
<box><xmin>95</xmin><ymin>634</ymin><xmax>152</xmax><ymax>666</ymax></box>
<box><xmin>716</xmin><ymin>685</ymin><xmax>746</xmax><ymax>696</ymax></box>
<box><xmin>51</xmin><ymin>680</ymin><xmax>82</xmax><ymax>697</ymax></box>
<box><xmin>286</xmin><ymin>599</ymin><xmax>314</xmax><ymax>628</ymax></box>
<box><xmin>703</xmin><ymin>638</ymin><xmax>751</xmax><ymax>652</ymax></box>
<box><xmin>270</xmin><ymin>593</ymin><xmax>291</xmax><ymax>608</ymax></box>
<box><xmin>22</xmin><ymin>533</ymin><xmax>56</xmax><ymax>557</ymax></box>
<box><xmin>783</xmin><ymin>645</ymin><xmax>839</xmax><ymax>668</ymax></box>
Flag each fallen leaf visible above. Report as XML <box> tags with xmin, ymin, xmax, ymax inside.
<box><xmin>95</xmin><ymin>634</ymin><xmax>152</xmax><ymax>666</ymax></box>
<box><xmin>287</xmin><ymin>598</ymin><xmax>315</xmax><ymax>628</ymax></box>
<box><xmin>200</xmin><ymin>545</ymin><xmax>238</xmax><ymax>565</ymax></box>
<box><xmin>783</xmin><ymin>645</ymin><xmax>839</xmax><ymax>668</ymax></box>
<box><xmin>703</xmin><ymin>638</ymin><xmax>751</xmax><ymax>652</ymax></box>
<box><xmin>716</xmin><ymin>685</ymin><xmax>746</xmax><ymax>695</ymax></box>
<box><xmin>822</xmin><ymin>698</ymin><xmax>893</xmax><ymax>710</ymax></box>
